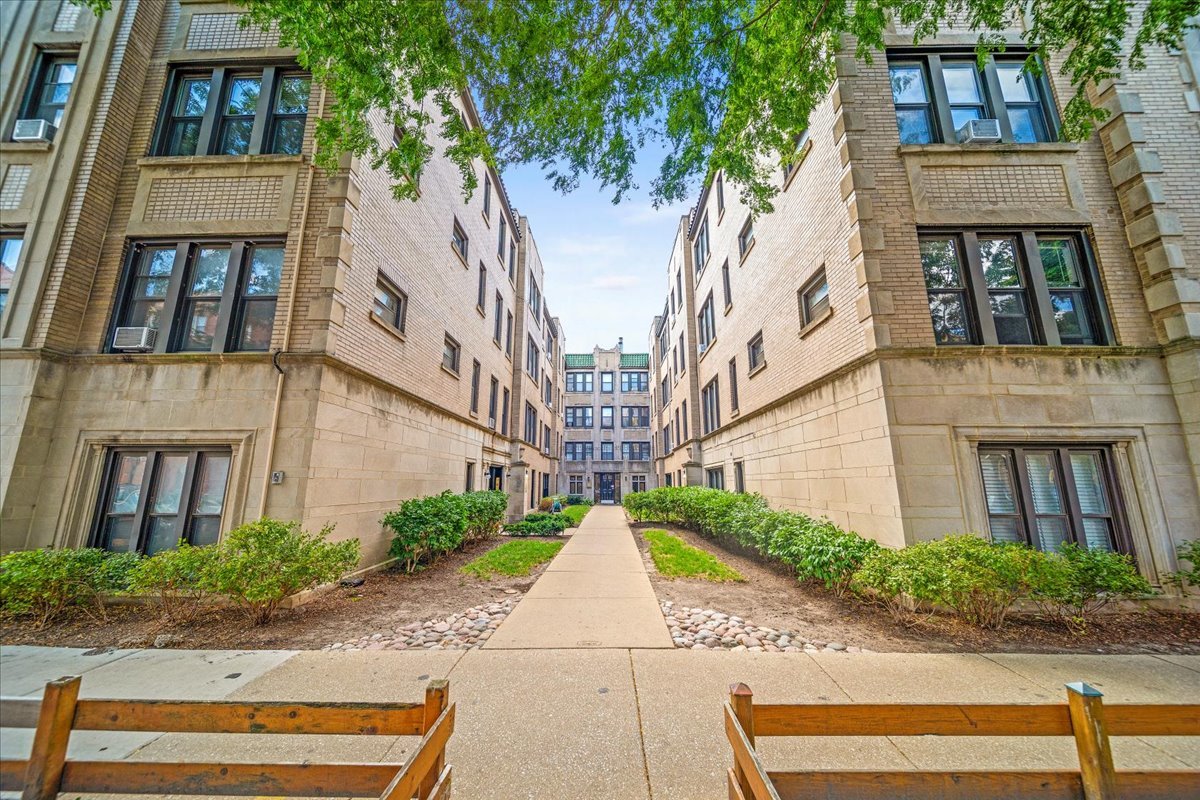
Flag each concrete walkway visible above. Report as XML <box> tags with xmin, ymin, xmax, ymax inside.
<box><xmin>3</xmin><ymin>646</ymin><xmax>1198</xmax><ymax>798</ymax></box>
<box><xmin>483</xmin><ymin>504</ymin><xmax>673</xmax><ymax>649</ymax></box>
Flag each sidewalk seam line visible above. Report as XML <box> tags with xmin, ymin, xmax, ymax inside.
<box><xmin>628</xmin><ymin>648</ymin><xmax>655</xmax><ymax>800</ymax></box>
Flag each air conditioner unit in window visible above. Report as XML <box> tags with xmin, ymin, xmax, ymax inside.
<box><xmin>13</xmin><ymin>119</ymin><xmax>56</xmax><ymax>142</ymax></box>
<box><xmin>698</xmin><ymin>342</ymin><xmax>708</xmax><ymax>355</ymax></box>
<box><xmin>957</xmin><ymin>118</ymin><xmax>1002</xmax><ymax>144</ymax></box>
<box><xmin>488</xmin><ymin>418</ymin><xmax>496</xmax><ymax>428</ymax></box>
<box><xmin>112</xmin><ymin>326</ymin><xmax>157</xmax><ymax>351</ymax></box>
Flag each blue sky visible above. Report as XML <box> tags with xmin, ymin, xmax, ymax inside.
<box><xmin>500</xmin><ymin>158</ymin><xmax>691</xmax><ymax>356</ymax></box>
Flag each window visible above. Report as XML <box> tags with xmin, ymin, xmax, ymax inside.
<box><xmin>693</xmin><ymin>214</ymin><xmax>710</xmax><ymax>272</ymax></box>
<box><xmin>621</xmin><ymin>406</ymin><xmax>650</xmax><ymax>428</ymax></box>
<box><xmin>524</xmin><ymin>402</ymin><xmax>538</xmax><ymax>445</ymax></box>
<box><xmin>622</xmin><ymin>442</ymin><xmax>651</xmax><ymax>461</ymax></box>
<box><xmin>112</xmin><ymin>240</ymin><xmax>283</xmax><ymax>353</ymax></box>
<box><xmin>601</xmin><ymin>441</ymin><xmax>614</xmax><ymax>461</ymax></box>
<box><xmin>674</xmin><ymin>409</ymin><xmax>681</xmax><ymax>445</ymax></box>
<box><xmin>747</xmin><ymin>331</ymin><xmax>766</xmax><ymax>373</ymax></box>
<box><xmin>488</xmin><ymin>377</ymin><xmax>499</xmax><ymax>428</ymax></box>
<box><xmin>155</xmin><ymin>67</ymin><xmax>309</xmax><ymax>156</ymax></box>
<box><xmin>442</xmin><ymin>334</ymin><xmax>461</xmax><ymax>373</ymax></box>
<box><xmin>728</xmin><ymin>358</ymin><xmax>739</xmax><ymax>413</ymax></box>
<box><xmin>501</xmin><ymin>387</ymin><xmax>510</xmax><ymax>435</ymax></box>
<box><xmin>738</xmin><ymin>216</ymin><xmax>755</xmax><ymax>256</ymax></box>
<box><xmin>544</xmin><ymin>376</ymin><xmax>553</xmax><ymax>407</ymax></box>
<box><xmin>663</xmin><ymin>424</ymin><xmax>672</xmax><ymax>453</ymax></box>
<box><xmin>470</xmin><ymin>359</ymin><xmax>481</xmax><ymax>414</ymax></box>
<box><xmin>498</xmin><ymin>217</ymin><xmax>506</xmax><ymax>258</ymax></box>
<box><xmin>601</xmin><ymin>406</ymin><xmax>614</xmax><ymax>429</ymax></box>
<box><xmin>701</xmin><ymin>377</ymin><xmax>721</xmax><ymax>434</ymax></box>
<box><xmin>0</xmin><ymin>234</ymin><xmax>23</xmax><ymax>316</ymax></box>
<box><xmin>477</xmin><ymin>263</ymin><xmax>487</xmax><ymax>311</ymax></box>
<box><xmin>716</xmin><ymin>174</ymin><xmax>725</xmax><ymax>215</ymax></box>
<box><xmin>21</xmin><ymin>54</ymin><xmax>76</xmax><ymax>129</ymax></box>
<box><xmin>465</xmin><ymin>461</ymin><xmax>476</xmax><ymax>491</ymax></box>
<box><xmin>781</xmin><ymin>130</ymin><xmax>811</xmax><ymax>183</ymax></box>
<box><xmin>698</xmin><ymin>292</ymin><xmax>716</xmax><ymax>349</ymax></box>
<box><xmin>978</xmin><ymin>445</ymin><xmax>1128</xmax><ymax>553</ymax></box>
<box><xmin>919</xmin><ymin>231</ymin><xmax>1107</xmax><ymax>346</ymax></box>
<box><xmin>569</xmin><ymin>475</ymin><xmax>585</xmax><ymax>494</ymax></box>
<box><xmin>721</xmin><ymin>259</ymin><xmax>732</xmax><ymax>310</ymax></box>
<box><xmin>665</xmin><ymin>472</ymin><xmax>673</xmax><ymax>487</ymax></box>
<box><xmin>567</xmin><ymin>371</ymin><xmax>594</xmax><ymax>392</ymax></box>
<box><xmin>661</xmin><ymin>376</ymin><xmax>670</xmax><ymax>405</ymax></box>
<box><xmin>566</xmin><ymin>406</ymin><xmax>594</xmax><ymax>428</ymax></box>
<box><xmin>483</xmin><ymin>175</ymin><xmax>492</xmax><ymax>219</ymax></box>
<box><xmin>543</xmin><ymin>424</ymin><xmax>551</xmax><ymax>453</ymax></box>
<box><xmin>93</xmin><ymin>448</ymin><xmax>230</xmax><ymax>554</ymax></box>
<box><xmin>681</xmin><ymin>399</ymin><xmax>689</xmax><ymax>439</ymax></box>
<box><xmin>888</xmin><ymin>53</ymin><xmax>1058</xmax><ymax>144</ymax></box>
<box><xmin>678</xmin><ymin>334</ymin><xmax>686</xmax><ymax>372</ymax></box>
<box><xmin>508</xmin><ymin>239</ymin><xmax>516</xmax><ymax>280</ymax></box>
<box><xmin>493</xmin><ymin>292</ymin><xmax>504</xmax><ymax>344</ymax></box>
<box><xmin>451</xmin><ymin>219</ymin><xmax>469</xmax><ymax>262</ymax></box>
<box><xmin>706</xmin><ymin>467</ymin><xmax>726</xmax><ymax>490</ymax></box>
<box><xmin>373</xmin><ymin>275</ymin><xmax>406</xmax><ymax>333</ymax></box>
<box><xmin>620</xmin><ymin>371</ymin><xmax>648</xmax><ymax>392</ymax></box>
<box><xmin>565</xmin><ymin>442</ymin><xmax>594</xmax><ymax>461</ymax></box>
<box><xmin>526</xmin><ymin>336</ymin><xmax>540</xmax><ymax>380</ymax></box>
<box><xmin>505</xmin><ymin>311</ymin><xmax>514</xmax><ymax>356</ymax></box>
<box><xmin>528</xmin><ymin>277</ymin><xmax>542</xmax><ymax>319</ymax></box>
<box><xmin>799</xmin><ymin>268</ymin><xmax>830</xmax><ymax>326</ymax></box>
<box><xmin>600</xmin><ymin>371</ymin><xmax>614</xmax><ymax>393</ymax></box>
<box><xmin>676</xmin><ymin>271</ymin><xmax>683</xmax><ymax>308</ymax></box>
<box><xmin>734</xmin><ymin>461</ymin><xmax>746</xmax><ymax>493</ymax></box>
<box><xmin>631</xmin><ymin>475</ymin><xmax>647</xmax><ymax>493</ymax></box>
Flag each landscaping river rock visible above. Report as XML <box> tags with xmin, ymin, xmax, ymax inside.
<box><xmin>322</xmin><ymin>596</ymin><xmax>518</xmax><ymax>652</ymax></box>
<box><xmin>663</xmin><ymin>601</ymin><xmax>872</xmax><ymax>653</ymax></box>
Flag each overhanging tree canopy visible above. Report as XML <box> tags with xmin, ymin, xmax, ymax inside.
<box><xmin>90</xmin><ymin>0</ymin><xmax>1198</xmax><ymax>212</ymax></box>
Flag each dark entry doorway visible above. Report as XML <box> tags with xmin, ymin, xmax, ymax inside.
<box><xmin>596</xmin><ymin>472</ymin><xmax>619</xmax><ymax>504</ymax></box>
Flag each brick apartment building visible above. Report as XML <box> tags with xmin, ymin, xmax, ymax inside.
<box><xmin>650</xmin><ymin>10</ymin><xmax>1200</xmax><ymax>586</ymax></box>
<box><xmin>561</xmin><ymin>342</ymin><xmax>657</xmax><ymax>503</ymax></box>
<box><xmin>0</xmin><ymin>0</ymin><xmax>564</xmax><ymax>567</ymax></box>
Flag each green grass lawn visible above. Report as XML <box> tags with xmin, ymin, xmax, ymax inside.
<box><xmin>561</xmin><ymin>504</ymin><xmax>591</xmax><ymax>527</ymax></box>
<box><xmin>461</xmin><ymin>540</ymin><xmax>564</xmax><ymax>579</ymax></box>
<box><xmin>643</xmin><ymin>529</ymin><xmax>744</xmax><ymax>581</ymax></box>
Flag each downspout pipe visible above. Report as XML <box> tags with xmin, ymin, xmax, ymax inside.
<box><xmin>256</xmin><ymin>84</ymin><xmax>327</xmax><ymax>519</ymax></box>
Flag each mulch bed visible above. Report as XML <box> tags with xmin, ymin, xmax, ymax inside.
<box><xmin>0</xmin><ymin>537</ymin><xmax>561</xmax><ymax>651</ymax></box>
<box><xmin>631</xmin><ymin>522</ymin><xmax>1200</xmax><ymax>655</ymax></box>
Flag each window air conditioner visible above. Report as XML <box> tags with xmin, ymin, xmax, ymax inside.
<box><xmin>956</xmin><ymin>118</ymin><xmax>1002</xmax><ymax>144</ymax></box>
<box><xmin>698</xmin><ymin>342</ymin><xmax>708</xmax><ymax>355</ymax></box>
<box><xmin>13</xmin><ymin>119</ymin><xmax>56</xmax><ymax>142</ymax></box>
<box><xmin>112</xmin><ymin>326</ymin><xmax>157</xmax><ymax>351</ymax></box>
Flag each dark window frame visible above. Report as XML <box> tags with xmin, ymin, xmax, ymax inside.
<box><xmin>799</xmin><ymin>267</ymin><xmax>830</xmax><ymax>327</ymax></box>
<box><xmin>567</xmin><ymin>371</ymin><xmax>594</xmax><ymax>393</ymax></box>
<box><xmin>887</xmin><ymin>50</ymin><xmax>1060</xmax><ymax>145</ymax></box>
<box><xmin>373</xmin><ymin>273</ymin><xmax>407</xmax><ymax>333</ymax></box>
<box><xmin>728</xmin><ymin>357</ymin><xmax>739</xmax><ymax>413</ymax></box>
<box><xmin>91</xmin><ymin>446</ymin><xmax>231</xmax><ymax>555</ymax></box>
<box><xmin>19</xmin><ymin>51</ymin><xmax>78</xmax><ymax>131</ymax></box>
<box><xmin>470</xmin><ymin>359</ymin><xmax>482</xmax><ymax>414</ymax></box>
<box><xmin>919</xmin><ymin>228</ymin><xmax>1112</xmax><ymax>347</ymax></box>
<box><xmin>620</xmin><ymin>371</ymin><xmax>649</xmax><ymax>392</ymax></box>
<box><xmin>734</xmin><ymin>461</ymin><xmax>746</xmax><ymax>493</ymax></box>
<box><xmin>110</xmin><ymin>238</ymin><xmax>285</xmax><ymax>354</ymax></box>
<box><xmin>698</xmin><ymin>291</ymin><xmax>716</xmax><ymax>349</ymax></box>
<box><xmin>721</xmin><ymin>259</ymin><xmax>732</xmax><ymax>311</ymax></box>
<box><xmin>451</xmin><ymin>219</ymin><xmax>469</xmax><ymax>263</ymax></box>
<box><xmin>706</xmin><ymin>466</ymin><xmax>726</xmax><ymax>490</ymax></box>
<box><xmin>977</xmin><ymin>443</ymin><xmax>1132</xmax><ymax>556</ymax></box>
<box><xmin>600</xmin><ymin>371</ymin><xmax>615</xmax><ymax>393</ymax></box>
<box><xmin>701</xmin><ymin>376</ymin><xmax>721</xmax><ymax>435</ymax></box>
<box><xmin>152</xmin><ymin>65</ymin><xmax>310</xmax><ymax>157</ymax></box>
<box><xmin>738</xmin><ymin>215</ymin><xmax>755</xmax><ymax>257</ymax></box>
<box><xmin>442</xmin><ymin>333</ymin><xmax>461</xmax><ymax>374</ymax></box>
<box><xmin>600</xmin><ymin>405</ymin><xmax>615</xmax><ymax>429</ymax></box>
<box><xmin>747</xmin><ymin>330</ymin><xmax>766</xmax><ymax>373</ymax></box>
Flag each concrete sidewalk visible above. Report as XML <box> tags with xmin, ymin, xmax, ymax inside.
<box><xmin>483</xmin><ymin>504</ymin><xmax>673</xmax><ymax>649</ymax></box>
<box><xmin>3</xmin><ymin>645</ymin><xmax>1198</xmax><ymax>798</ymax></box>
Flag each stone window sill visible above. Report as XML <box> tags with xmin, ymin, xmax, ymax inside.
<box><xmin>452</xmin><ymin>247</ymin><xmax>469</xmax><ymax>269</ymax></box>
<box><xmin>441</xmin><ymin>364</ymin><xmax>461</xmax><ymax>379</ymax></box>
<box><xmin>137</xmin><ymin>154</ymin><xmax>304</xmax><ymax>168</ymax></box>
<box><xmin>739</xmin><ymin>239</ymin><xmax>755</xmax><ymax>265</ymax></box>
<box><xmin>698</xmin><ymin>339</ymin><xmax>716</xmax><ymax>364</ymax></box>
<box><xmin>747</xmin><ymin>361</ymin><xmax>767</xmax><ymax>378</ymax></box>
<box><xmin>799</xmin><ymin>307</ymin><xmax>833</xmax><ymax>339</ymax></box>
<box><xmin>370</xmin><ymin>312</ymin><xmax>406</xmax><ymax>342</ymax></box>
<box><xmin>897</xmin><ymin>142</ymin><xmax>1081</xmax><ymax>156</ymax></box>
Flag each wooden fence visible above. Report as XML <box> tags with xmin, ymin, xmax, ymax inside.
<box><xmin>0</xmin><ymin>675</ymin><xmax>454</xmax><ymax>799</ymax></box>
<box><xmin>725</xmin><ymin>681</ymin><xmax>1199</xmax><ymax>800</ymax></box>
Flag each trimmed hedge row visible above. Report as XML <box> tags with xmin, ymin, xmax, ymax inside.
<box><xmin>624</xmin><ymin>487</ymin><xmax>1152</xmax><ymax>630</ymax></box>
<box><xmin>383</xmin><ymin>490</ymin><xmax>507</xmax><ymax>573</ymax></box>
<box><xmin>506</xmin><ymin>513</ymin><xmax>569</xmax><ymax>536</ymax></box>
<box><xmin>0</xmin><ymin>519</ymin><xmax>359</xmax><ymax>627</ymax></box>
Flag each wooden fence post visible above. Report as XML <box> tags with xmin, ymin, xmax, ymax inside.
<box><xmin>22</xmin><ymin>676</ymin><xmax>81</xmax><ymax>800</ymax></box>
<box><xmin>729</xmin><ymin>683</ymin><xmax>755</xmax><ymax>799</ymax></box>
<box><xmin>419</xmin><ymin>680</ymin><xmax>450</xmax><ymax>799</ymax></box>
<box><xmin>1066</xmin><ymin>682</ymin><xmax>1117</xmax><ymax>800</ymax></box>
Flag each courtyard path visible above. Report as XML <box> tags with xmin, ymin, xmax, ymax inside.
<box><xmin>482</xmin><ymin>503</ymin><xmax>674</xmax><ymax>649</ymax></box>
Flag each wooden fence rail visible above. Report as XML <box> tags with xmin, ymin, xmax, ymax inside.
<box><xmin>725</xmin><ymin>681</ymin><xmax>1199</xmax><ymax>800</ymax></box>
<box><xmin>0</xmin><ymin>675</ymin><xmax>455</xmax><ymax>800</ymax></box>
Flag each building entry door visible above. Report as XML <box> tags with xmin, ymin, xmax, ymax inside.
<box><xmin>488</xmin><ymin>465</ymin><xmax>504</xmax><ymax>491</ymax></box>
<box><xmin>597</xmin><ymin>473</ymin><xmax>617</xmax><ymax>504</ymax></box>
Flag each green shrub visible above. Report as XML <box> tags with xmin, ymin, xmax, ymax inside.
<box><xmin>128</xmin><ymin>544</ymin><xmax>219</xmax><ymax>622</ymax></box>
<box><xmin>1030</xmin><ymin>544</ymin><xmax>1152</xmax><ymax>631</ymax></box>
<box><xmin>462</xmin><ymin>490</ymin><xmax>508</xmax><ymax>542</ymax></box>
<box><xmin>565</xmin><ymin>494</ymin><xmax>593</xmax><ymax>506</ymax></box>
<box><xmin>383</xmin><ymin>491</ymin><xmax>469</xmax><ymax>573</ymax></box>
<box><xmin>0</xmin><ymin>548</ymin><xmax>140</xmax><ymax>627</ymax></box>
<box><xmin>206</xmin><ymin>519</ymin><xmax>359</xmax><ymax>625</ymax></box>
<box><xmin>1164</xmin><ymin>540</ymin><xmax>1199</xmax><ymax>592</ymax></box>
<box><xmin>787</xmin><ymin>521</ymin><xmax>880</xmax><ymax>596</ymax></box>
<box><xmin>506</xmin><ymin>514</ymin><xmax>568</xmax><ymax>536</ymax></box>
